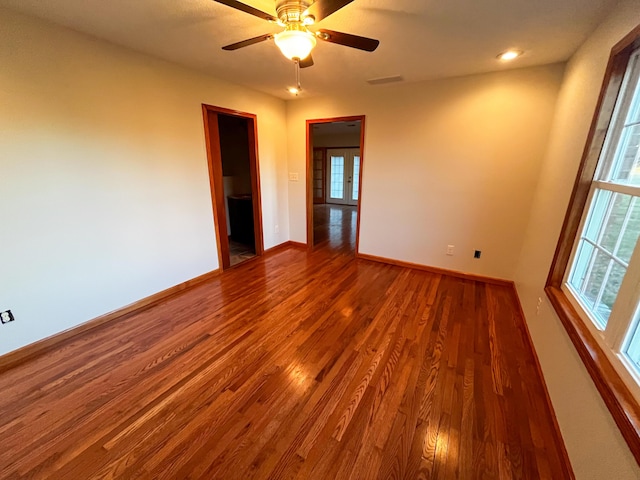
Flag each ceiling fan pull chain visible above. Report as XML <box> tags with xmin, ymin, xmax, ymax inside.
<box><xmin>295</xmin><ymin>59</ymin><xmax>302</xmax><ymax>92</ymax></box>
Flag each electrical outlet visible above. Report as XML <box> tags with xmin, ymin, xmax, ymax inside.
<box><xmin>446</xmin><ymin>245</ymin><xmax>454</xmax><ymax>256</ymax></box>
<box><xmin>275</xmin><ymin>225</ymin><xmax>280</xmax><ymax>234</ymax></box>
<box><xmin>1</xmin><ymin>310</ymin><xmax>14</xmax><ymax>324</ymax></box>
<box><xmin>289</xmin><ymin>172</ymin><xmax>299</xmax><ymax>182</ymax></box>
<box><xmin>474</xmin><ymin>250</ymin><xmax>482</xmax><ymax>259</ymax></box>
<box><xmin>536</xmin><ymin>297</ymin><xmax>543</xmax><ymax>315</ymax></box>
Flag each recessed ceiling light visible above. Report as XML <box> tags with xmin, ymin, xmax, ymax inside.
<box><xmin>287</xmin><ymin>87</ymin><xmax>300</xmax><ymax>95</ymax></box>
<box><xmin>497</xmin><ymin>50</ymin><xmax>523</xmax><ymax>61</ymax></box>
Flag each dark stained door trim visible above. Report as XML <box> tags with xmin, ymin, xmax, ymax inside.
<box><xmin>202</xmin><ymin>104</ymin><xmax>264</xmax><ymax>270</ymax></box>
<box><xmin>306</xmin><ymin>115</ymin><xmax>366</xmax><ymax>253</ymax></box>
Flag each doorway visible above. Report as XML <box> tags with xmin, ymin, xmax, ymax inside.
<box><xmin>306</xmin><ymin>116</ymin><xmax>365</xmax><ymax>253</ymax></box>
<box><xmin>202</xmin><ymin>105</ymin><xmax>264</xmax><ymax>270</ymax></box>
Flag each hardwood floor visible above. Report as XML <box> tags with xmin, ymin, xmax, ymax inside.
<box><xmin>313</xmin><ymin>203</ymin><xmax>357</xmax><ymax>251</ymax></box>
<box><xmin>0</xmin><ymin>232</ymin><xmax>570</xmax><ymax>478</ymax></box>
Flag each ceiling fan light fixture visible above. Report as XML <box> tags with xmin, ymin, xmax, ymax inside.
<box><xmin>274</xmin><ymin>27</ymin><xmax>317</xmax><ymax>60</ymax></box>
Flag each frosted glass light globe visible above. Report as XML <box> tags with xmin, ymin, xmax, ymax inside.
<box><xmin>275</xmin><ymin>29</ymin><xmax>316</xmax><ymax>60</ymax></box>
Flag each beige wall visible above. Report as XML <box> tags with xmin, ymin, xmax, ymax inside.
<box><xmin>287</xmin><ymin>65</ymin><xmax>564</xmax><ymax>280</ymax></box>
<box><xmin>514</xmin><ymin>0</ymin><xmax>640</xmax><ymax>478</ymax></box>
<box><xmin>0</xmin><ymin>8</ymin><xmax>289</xmax><ymax>356</ymax></box>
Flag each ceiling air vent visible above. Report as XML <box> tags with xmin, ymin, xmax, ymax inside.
<box><xmin>366</xmin><ymin>75</ymin><xmax>404</xmax><ymax>85</ymax></box>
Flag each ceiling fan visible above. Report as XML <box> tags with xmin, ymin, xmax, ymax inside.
<box><xmin>214</xmin><ymin>0</ymin><xmax>380</xmax><ymax>68</ymax></box>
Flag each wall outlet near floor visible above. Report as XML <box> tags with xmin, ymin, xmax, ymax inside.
<box><xmin>536</xmin><ymin>297</ymin><xmax>543</xmax><ymax>315</ymax></box>
<box><xmin>275</xmin><ymin>225</ymin><xmax>280</xmax><ymax>234</ymax></box>
<box><xmin>474</xmin><ymin>250</ymin><xmax>482</xmax><ymax>259</ymax></box>
<box><xmin>1</xmin><ymin>310</ymin><xmax>14</xmax><ymax>324</ymax></box>
<box><xmin>289</xmin><ymin>172</ymin><xmax>299</xmax><ymax>182</ymax></box>
<box><xmin>446</xmin><ymin>245</ymin><xmax>454</xmax><ymax>256</ymax></box>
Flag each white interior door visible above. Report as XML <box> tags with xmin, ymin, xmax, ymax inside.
<box><xmin>326</xmin><ymin>148</ymin><xmax>361</xmax><ymax>206</ymax></box>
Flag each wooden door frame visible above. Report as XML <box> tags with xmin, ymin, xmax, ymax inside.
<box><xmin>202</xmin><ymin>104</ymin><xmax>264</xmax><ymax>270</ymax></box>
<box><xmin>306</xmin><ymin>115</ymin><xmax>366</xmax><ymax>253</ymax></box>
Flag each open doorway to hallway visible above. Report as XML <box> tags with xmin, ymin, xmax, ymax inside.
<box><xmin>202</xmin><ymin>105</ymin><xmax>264</xmax><ymax>270</ymax></box>
<box><xmin>218</xmin><ymin>114</ymin><xmax>257</xmax><ymax>266</ymax></box>
<box><xmin>307</xmin><ymin>117</ymin><xmax>364</xmax><ymax>253</ymax></box>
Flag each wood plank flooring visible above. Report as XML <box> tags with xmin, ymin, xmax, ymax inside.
<box><xmin>0</xmin><ymin>231</ymin><xmax>569</xmax><ymax>478</ymax></box>
<box><xmin>313</xmin><ymin>204</ymin><xmax>356</xmax><ymax>250</ymax></box>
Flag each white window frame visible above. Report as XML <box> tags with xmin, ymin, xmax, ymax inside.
<box><xmin>562</xmin><ymin>47</ymin><xmax>640</xmax><ymax>397</ymax></box>
<box><xmin>547</xmin><ymin>26</ymin><xmax>640</xmax><ymax>464</ymax></box>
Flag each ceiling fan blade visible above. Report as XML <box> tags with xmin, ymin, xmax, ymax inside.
<box><xmin>213</xmin><ymin>0</ymin><xmax>277</xmax><ymax>22</ymax></box>
<box><xmin>222</xmin><ymin>34</ymin><xmax>273</xmax><ymax>51</ymax></box>
<box><xmin>303</xmin><ymin>0</ymin><xmax>354</xmax><ymax>22</ymax></box>
<box><xmin>299</xmin><ymin>55</ymin><xmax>314</xmax><ymax>68</ymax></box>
<box><xmin>315</xmin><ymin>29</ymin><xmax>380</xmax><ymax>52</ymax></box>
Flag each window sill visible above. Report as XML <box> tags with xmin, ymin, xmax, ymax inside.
<box><xmin>545</xmin><ymin>285</ymin><xmax>640</xmax><ymax>462</ymax></box>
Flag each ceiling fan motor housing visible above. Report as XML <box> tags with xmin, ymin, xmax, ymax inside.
<box><xmin>276</xmin><ymin>0</ymin><xmax>313</xmax><ymax>25</ymax></box>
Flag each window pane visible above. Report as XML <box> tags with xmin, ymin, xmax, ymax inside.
<box><xmin>583</xmin><ymin>250</ymin><xmax>610</xmax><ymax>311</ymax></box>
<box><xmin>627</xmin><ymin>54</ymin><xmax>640</xmax><ymax>124</ymax></box>
<box><xmin>611</xmin><ymin>124</ymin><xmax>640</xmax><ymax>186</ymax></box>
<box><xmin>618</xmin><ymin>197</ymin><xmax>640</xmax><ymax>263</ymax></box>
<box><xmin>330</xmin><ymin>156</ymin><xmax>344</xmax><ymax>199</ymax></box>
<box><xmin>625</xmin><ymin>303</ymin><xmax>640</xmax><ymax>371</ymax></box>
<box><xmin>608</xmin><ymin>52</ymin><xmax>640</xmax><ymax>185</ymax></box>
<box><xmin>352</xmin><ymin>156</ymin><xmax>360</xmax><ymax>201</ymax></box>
<box><xmin>568</xmin><ymin>188</ymin><xmax>640</xmax><ymax>328</ymax></box>
<box><xmin>601</xmin><ymin>193</ymin><xmax>632</xmax><ymax>255</ymax></box>
<box><xmin>569</xmin><ymin>240</ymin><xmax>595</xmax><ymax>293</ymax></box>
<box><xmin>597</xmin><ymin>262</ymin><xmax>626</xmax><ymax>323</ymax></box>
<box><xmin>625</xmin><ymin>51</ymin><xmax>640</xmax><ymax>125</ymax></box>
<box><xmin>584</xmin><ymin>189</ymin><xmax>612</xmax><ymax>242</ymax></box>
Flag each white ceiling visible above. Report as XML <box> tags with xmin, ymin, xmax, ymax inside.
<box><xmin>0</xmin><ymin>0</ymin><xmax>618</xmax><ymax>100</ymax></box>
<box><xmin>313</xmin><ymin>120</ymin><xmax>361</xmax><ymax>136</ymax></box>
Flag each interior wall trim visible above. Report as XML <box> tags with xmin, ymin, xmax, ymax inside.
<box><xmin>512</xmin><ymin>286</ymin><xmax>576</xmax><ymax>479</ymax></box>
<box><xmin>1</xmin><ymin>241</ymin><xmax>307</xmax><ymax>372</ymax></box>
<box><xmin>356</xmin><ymin>252</ymin><xmax>513</xmax><ymax>286</ymax></box>
<box><xmin>0</xmin><ymin>269</ymin><xmax>220</xmax><ymax>373</ymax></box>
<box><xmin>264</xmin><ymin>241</ymin><xmax>307</xmax><ymax>255</ymax></box>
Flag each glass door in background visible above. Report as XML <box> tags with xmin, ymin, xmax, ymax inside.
<box><xmin>326</xmin><ymin>148</ymin><xmax>361</xmax><ymax>206</ymax></box>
